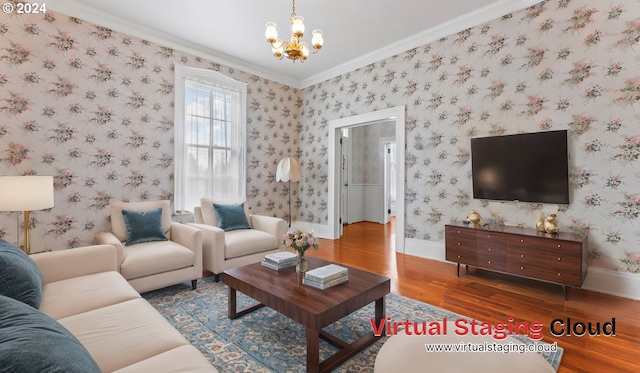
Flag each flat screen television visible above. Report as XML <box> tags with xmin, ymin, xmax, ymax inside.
<box><xmin>471</xmin><ymin>130</ymin><xmax>570</xmax><ymax>204</ymax></box>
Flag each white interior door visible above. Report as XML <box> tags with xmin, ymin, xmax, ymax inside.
<box><xmin>340</xmin><ymin>129</ymin><xmax>349</xmax><ymax>235</ymax></box>
<box><xmin>385</xmin><ymin>142</ymin><xmax>397</xmax><ymax>219</ymax></box>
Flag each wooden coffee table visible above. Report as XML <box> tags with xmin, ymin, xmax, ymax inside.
<box><xmin>223</xmin><ymin>256</ymin><xmax>390</xmax><ymax>373</ymax></box>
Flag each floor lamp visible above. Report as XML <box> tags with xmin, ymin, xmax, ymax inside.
<box><xmin>0</xmin><ymin>176</ymin><xmax>55</xmax><ymax>254</ymax></box>
<box><xmin>276</xmin><ymin>157</ymin><xmax>302</xmax><ymax>227</ymax></box>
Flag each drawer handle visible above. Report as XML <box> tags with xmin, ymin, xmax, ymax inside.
<box><xmin>520</xmin><ymin>239</ymin><xmax>524</xmax><ymax>243</ymax></box>
<box><xmin>557</xmin><ymin>257</ymin><xmax>561</xmax><ymax>261</ymax></box>
<box><xmin>457</xmin><ymin>230</ymin><xmax>461</xmax><ymax>233</ymax></box>
<box><xmin>488</xmin><ymin>235</ymin><xmax>491</xmax><ymax>238</ymax></box>
<box><xmin>520</xmin><ymin>266</ymin><xmax>524</xmax><ymax>270</ymax></box>
<box><xmin>488</xmin><ymin>261</ymin><xmax>491</xmax><ymax>264</ymax></box>
<box><xmin>457</xmin><ymin>243</ymin><xmax>461</xmax><ymax>246</ymax></box>
<box><xmin>520</xmin><ymin>254</ymin><xmax>524</xmax><ymax>258</ymax></box>
<box><xmin>557</xmin><ymin>273</ymin><xmax>561</xmax><ymax>276</ymax></box>
<box><xmin>488</xmin><ymin>248</ymin><xmax>491</xmax><ymax>251</ymax></box>
<box><xmin>557</xmin><ymin>244</ymin><xmax>561</xmax><ymax>248</ymax></box>
<box><xmin>457</xmin><ymin>255</ymin><xmax>461</xmax><ymax>258</ymax></box>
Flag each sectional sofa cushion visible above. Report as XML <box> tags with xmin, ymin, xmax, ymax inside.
<box><xmin>213</xmin><ymin>203</ymin><xmax>251</xmax><ymax>231</ymax></box>
<box><xmin>0</xmin><ymin>294</ymin><xmax>101</xmax><ymax>373</ymax></box>
<box><xmin>0</xmin><ymin>239</ymin><xmax>43</xmax><ymax>308</ymax></box>
<box><xmin>112</xmin><ymin>345</ymin><xmax>218</xmax><ymax>373</ymax></box>
<box><xmin>58</xmin><ymin>298</ymin><xmax>191</xmax><ymax>372</ymax></box>
<box><xmin>39</xmin><ymin>271</ymin><xmax>141</xmax><ymax>320</ymax></box>
<box><xmin>122</xmin><ymin>208</ymin><xmax>168</xmax><ymax>246</ymax></box>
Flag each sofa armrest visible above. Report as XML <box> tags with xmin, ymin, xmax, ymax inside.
<box><xmin>250</xmin><ymin>215</ymin><xmax>287</xmax><ymax>249</ymax></box>
<box><xmin>188</xmin><ymin>223</ymin><xmax>226</xmax><ymax>274</ymax></box>
<box><xmin>30</xmin><ymin>245</ymin><xmax>118</xmax><ymax>284</ymax></box>
<box><xmin>171</xmin><ymin>222</ymin><xmax>203</xmax><ymax>276</ymax></box>
<box><xmin>94</xmin><ymin>231</ymin><xmax>125</xmax><ymax>267</ymax></box>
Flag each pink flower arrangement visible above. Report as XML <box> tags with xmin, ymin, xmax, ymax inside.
<box><xmin>283</xmin><ymin>230</ymin><xmax>319</xmax><ymax>255</ymax></box>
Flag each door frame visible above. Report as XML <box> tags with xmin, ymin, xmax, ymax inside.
<box><xmin>327</xmin><ymin>106</ymin><xmax>405</xmax><ymax>253</ymax></box>
<box><xmin>380</xmin><ymin>137</ymin><xmax>396</xmax><ymax>225</ymax></box>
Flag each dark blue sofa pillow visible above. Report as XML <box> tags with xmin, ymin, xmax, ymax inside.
<box><xmin>213</xmin><ymin>203</ymin><xmax>251</xmax><ymax>231</ymax></box>
<box><xmin>122</xmin><ymin>207</ymin><xmax>168</xmax><ymax>246</ymax></box>
<box><xmin>0</xmin><ymin>294</ymin><xmax>101</xmax><ymax>372</ymax></box>
<box><xmin>0</xmin><ymin>239</ymin><xmax>43</xmax><ymax>308</ymax></box>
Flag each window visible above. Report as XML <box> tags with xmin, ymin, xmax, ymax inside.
<box><xmin>174</xmin><ymin>64</ymin><xmax>247</xmax><ymax>212</ymax></box>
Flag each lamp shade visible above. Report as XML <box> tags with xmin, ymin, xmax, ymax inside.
<box><xmin>276</xmin><ymin>157</ymin><xmax>302</xmax><ymax>182</ymax></box>
<box><xmin>0</xmin><ymin>176</ymin><xmax>54</xmax><ymax>211</ymax></box>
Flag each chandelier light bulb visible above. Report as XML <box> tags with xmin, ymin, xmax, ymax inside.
<box><xmin>300</xmin><ymin>42</ymin><xmax>310</xmax><ymax>58</ymax></box>
<box><xmin>265</xmin><ymin>22</ymin><xmax>278</xmax><ymax>43</ymax></box>
<box><xmin>272</xmin><ymin>42</ymin><xmax>284</xmax><ymax>59</ymax></box>
<box><xmin>291</xmin><ymin>15</ymin><xmax>305</xmax><ymax>37</ymax></box>
<box><xmin>311</xmin><ymin>29</ymin><xmax>323</xmax><ymax>49</ymax></box>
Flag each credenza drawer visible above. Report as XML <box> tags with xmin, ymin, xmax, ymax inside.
<box><xmin>445</xmin><ymin>226</ymin><xmax>477</xmax><ymax>265</ymax></box>
<box><xmin>506</xmin><ymin>246</ymin><xmax>581</xmax><ymax>286</ymax></box>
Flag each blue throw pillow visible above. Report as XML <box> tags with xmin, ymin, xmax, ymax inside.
<box><xmin>0</xmin><ymin>294</ymin><xmax>101</xmax><ymax>372</ymax></box>
<box><xmin>0</xmin><ymin>239</ymin><xmax>43</xmax><ymax>309</ymax></box>
<box><xmin>213</xmin><ymin>203</ymin><xmax>251</xmax><ymax>231</ymax></box>
<box><xmin>122</xmin><ymin>208</ymin><xmax>168</xmax><ymax>246</ymax></box>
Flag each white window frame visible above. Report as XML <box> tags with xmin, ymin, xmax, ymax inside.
<box><xmin>173</xmin><ymin>64</ymin><xmax>247</xmax><ymax>212</ymax></box>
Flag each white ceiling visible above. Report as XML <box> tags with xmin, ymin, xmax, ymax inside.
<box><xmin>48</xmin><ymin>0</ymin><xmax>542</xmax><ymax>88</ymax></box>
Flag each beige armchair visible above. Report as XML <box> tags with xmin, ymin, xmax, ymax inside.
<box><xmin>189</xmin><ymin>198</ymin><xmax>287</xmax><ymax>281</ymax></box>
<box><xmin>94</xmin><ymin>200</ymin><xmax>202</xmax><ymax>293</ymax></box>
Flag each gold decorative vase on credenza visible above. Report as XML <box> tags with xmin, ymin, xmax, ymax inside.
<box><xmin>544</xmin><ymin>214</ymin><xmax>559</xmax><ymax>234</ymax></box>
<box><xmin>467</xmin><ymin>210</ymin><xmax>481</xmax><ymax>225</ymax></box>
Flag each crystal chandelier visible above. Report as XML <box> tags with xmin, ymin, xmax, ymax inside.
<box><xmin>264</xmin><ymin>0</ymin><xmax>323</xmax><ymax>62</ymax></box>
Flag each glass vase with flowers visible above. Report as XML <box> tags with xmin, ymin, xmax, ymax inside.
<box><xmin>283</xmin><ymin>230</ymin><xmax>319</xmax><ymax>273</ymax></box>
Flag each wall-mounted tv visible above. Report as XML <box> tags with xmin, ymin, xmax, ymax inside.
<box><xmin>471</xmin><ymin>130</ymin><xmax>570</xmax><ymax>205</ymax></box>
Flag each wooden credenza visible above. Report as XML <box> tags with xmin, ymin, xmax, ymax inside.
<box><xmin>445</xmin><ymin>221</ymin><xmax>588</xmax><ymax>299</ymax></box>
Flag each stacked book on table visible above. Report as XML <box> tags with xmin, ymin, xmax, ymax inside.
<box><xmin>303</xmin><ymin>264</ymin><xmax>349</xmax><ymax>290</ymax></box>
<box><xmin>261</xmin><ymin>252</ymin><xmax>297</xmax><ymax>271</ymax></box>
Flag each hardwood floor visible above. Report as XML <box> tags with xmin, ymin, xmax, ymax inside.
<box><xmin>310</xmin><ymin>220</ymin><xmax>640</xmax><ymax>373</ymax></box>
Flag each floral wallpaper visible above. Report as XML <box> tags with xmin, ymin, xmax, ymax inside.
<box><xmin>299</xmin><ymin>0</ymin><xmax>640</xmax><ymax>274</ymax></box>
<box><xmin>1</xmin><ymin>0</ymin><xmax>639</xmax><ymax>279</ymax></box>
<box><xmin>0</xmin><ymin>10</ymin><xmax>301</xmax><ymax>251</ymax></box>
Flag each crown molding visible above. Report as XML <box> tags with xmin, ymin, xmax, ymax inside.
<box><xmin>47</xmin><ymin>0</ymin><xmax>542</xmax><ymax>90</ymax></box>
<box><xmin>299</xmin><ymin>0</ymin><xmax>544</xmax><ymax>88</ymax></box>
<box><xmin>46</xmin><ymin>0</ymin><xmax>301</xmax><ymax>88</ymax></box>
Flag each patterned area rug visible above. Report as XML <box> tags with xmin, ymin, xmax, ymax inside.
<box><xmin>142</xmin><ymin>277</ymin><xmax>563</xmax><ymax>372</ymax></box>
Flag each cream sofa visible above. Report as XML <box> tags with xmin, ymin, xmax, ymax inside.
<box><xmin>189</xmin><ymin>198</ymin><xmax>287</xmax><ymax>281</ymax></box>
<box><xmin>31</xmin><ymin>244</ymin><xmax>217</xmax><ymax>373</ymax></box>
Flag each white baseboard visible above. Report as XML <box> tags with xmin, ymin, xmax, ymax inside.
<box><xmin>403</xmin><ymin>238</ymin><xmax>640</xmax><ymax>301</ymax></box>
<box><xmin>290</xmin><ymin>221</ymin><xmax>333</xmax><ymax>239</ymax></box>
<box><xmin>581</xmin><ymin>267</ymin><xmax>640</xmax><ymax>301</ymax></box>
<box><xmin>405</xmin><ymin>238</ymin><xmax>446</xmax><ymax>262</ymax></box>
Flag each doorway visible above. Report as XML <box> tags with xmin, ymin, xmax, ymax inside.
<box><xmin>340</xmin><ymin>127</ymin><xmax>395</xmax><ymax>226</ymax></box>
<box><xmin>328</xmin><ymin>106</ymin><xmax>405</xmax><ymax>253</ymax></box>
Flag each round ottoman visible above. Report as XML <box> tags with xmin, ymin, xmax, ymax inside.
<box><xmin>374</xmin><ymin>321</ymin><xmax>556</xmax><ymax>373</ymax></box>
